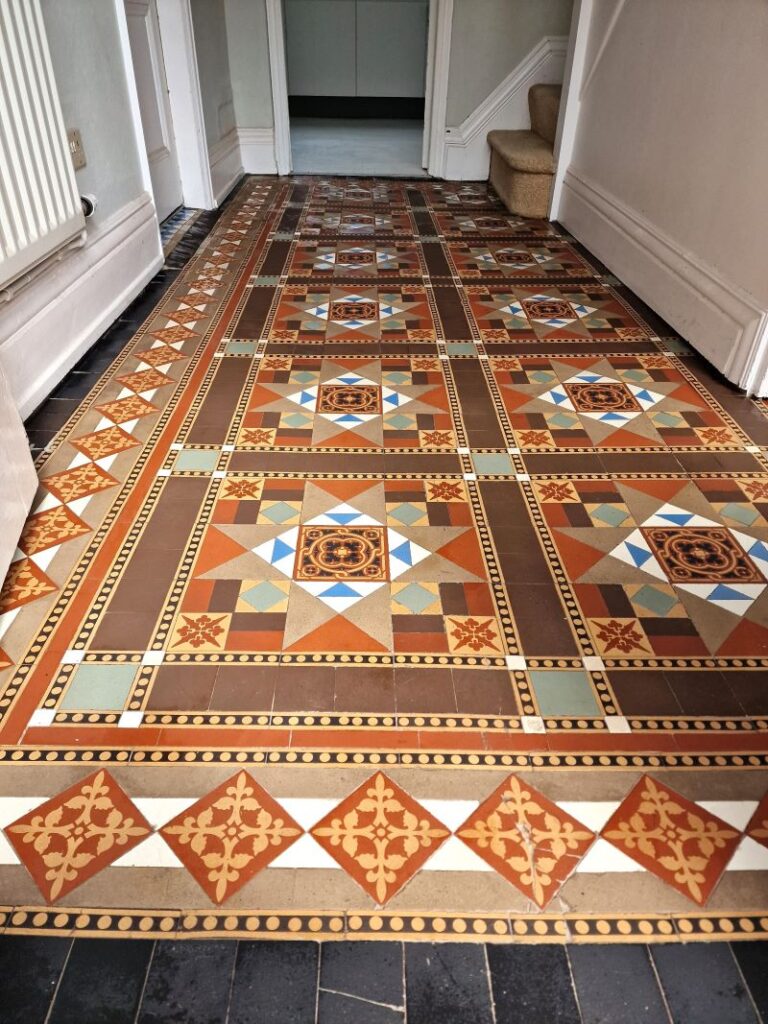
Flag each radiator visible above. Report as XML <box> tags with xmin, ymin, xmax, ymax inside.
<box><xmin>0</xmin><ymin>0</ymin><xmax>85</xmax><ymax>293</ymax></box>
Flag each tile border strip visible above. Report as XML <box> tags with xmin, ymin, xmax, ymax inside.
<box><xmin>2</xmin><ymin>906</ymin><xmax>767</xmax><ymax>943</ymax></box>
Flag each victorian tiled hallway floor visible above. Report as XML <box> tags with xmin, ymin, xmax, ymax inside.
<box><xmin>1</xmin><ymin>176</ymin><xmax>768</xmax><ymax>963</ymax></box>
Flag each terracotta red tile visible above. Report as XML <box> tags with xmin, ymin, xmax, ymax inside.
<box><xmin>160</xmin><ymin>770</ymin><xmax>303</xmax><ymax>903</ymax></box>
<box><xmin>601</xmin><ymin>775</ymin><xmax>741</xmax><ymax>905</ymax></box>
<box><xmin>457</xmin><ymin>773</ymin><xmax>594</xmax><ymax>907</ymax></box>
<box><xmin>745</xmin><ymin>791</ymin><xmax>768</xmax><ymax>851</ymax></box>
<box><xmin>3</xmin><ymin>769</ymin><xmax>151</xmax><ymax>902</ymax></box>
<box><xmin>310</xmin><ymin>771</ymin><xmax>450</xmax><ymax>904</ymax></box>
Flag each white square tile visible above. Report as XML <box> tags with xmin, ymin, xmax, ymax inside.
<box><xmin>29</xmin><ymin>708</ymin><xmax>56</xmax><ymax>727</ymax></box>
<box><xmin>521</xmin><ymin>715</ymin><xmax>546</xmax><ymax>734</ymax></box>
<box><xmin>61</xmin><ymin>650</ymin><xmax>84</xmax><ymax>664</ymax></box>
<box><xmin>583</xmin><ymin>656</ymin><xmax>605</xmax><ymax>672</ymax></box>
<box><xmin>506</xmin><ymin>655</ymin><xmax>527</xmax><ymax>671</ymax></box>
<box><xmin>157</xmin><ymin>468</ymin><xmax>171</xmax><ymax>477</ymax></box>
<box><xmin>463</xmin><ymin>473</ymin><xmax>477</xmax><ymax>481</ymax></box>
<box><xmin>212</xmin><ymin>470</ymin><xmax>227</xmax><ymax>479</ymax></box>
<box><xmin>118</xmin><ymin>711</ymin><xmax>144</xmax><ymax>729</ymax></box>
<box><xmin>515</xmin><ymin>473</ymin><xmax>530</xmax><ymax>482</ymax></box>
<box><xmin>604</xmin><ymin>715</ymin><xmax>631</xmax><ymax>734</ymax></box>
<box><xmin>141</xmin><ymin>651</ymin><xmax>164</xmax><ymax>666</ymax></box>
<box><xmin>221</xmin><ymin>444</ymin><xmax>235</xmax><ymax>453</ymax></box>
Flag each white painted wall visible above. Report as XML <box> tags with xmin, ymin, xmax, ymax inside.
<box><xmin>225</xmin><ymin>0</ymin><xmax>274</xmax><ymax>128</ymax></box>
<box><xmin>557</xmin><ymin>0</ymin><xmax>768</xmax><ymax>394</ymax></box>
<box><xmin>0</xmin><ymin>0</ymin><xmax>162</xmax><ymax>417</ymax></box>
<box><xmin>42</xmin><ymin>0</ymin><xmax>145</xmax><ymax>225</ymax></box>
<box><xmin>446</xmin><ymin>0</ymin><xmax>573</xmax><ymax>126</ymax></box>
<box><xmin>190</xmin><ymin>0</ymin><xmax>236</xmax><ymax>145</ymax></box>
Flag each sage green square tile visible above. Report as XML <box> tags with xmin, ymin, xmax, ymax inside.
<box><xmin>60</xmin><ymin>664</ymin><xmax>137</xmax><ymax>711</ymax></box>
<box><xmin>446</xmin><ymin>342</ymin><xmax>476</xmax><ymax>356</ymax></box>
<box><xmin>472</xmin><ymin>453</ymin><xmax>514</xmax><ymax>475</ymax></box>
<box><xmin>529</xmin><ymin>670</ymin><xmax>601</xmax><ymax>717</ymax></box>
<box><xmin>224</xmin><ymin>340</ymin><xmax>256</xmax><ymax>355</ymax></box>
<box><xmin>174</xmin><ymin>449</ymin><xmax>220</xmax><ymax>471</ymax></box>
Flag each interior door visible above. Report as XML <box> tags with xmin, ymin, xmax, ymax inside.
<box><xmin>125</xmin><ymin>0</ymin><xmax>183</xmax><ymax>222</ymax></box>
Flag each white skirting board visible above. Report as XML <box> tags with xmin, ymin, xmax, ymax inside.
<box><xmin>237</xmin><ymin>128</ymin><xmax>278</xmax><ymax>175</ymax></box>
<box><xmin>0</xmin><ymin>191</ymin><xmax>163</xmax><ymax>420</ymax></box>
<box><xmin>559</xmin><ymin>170</ymin><xmax>768</xmax><ymax>397</ymax></box>
<box><xmin>441</xmin><ymin>35</ymin><xmax>568</xmax><ymax>182</ymax></box>
<box><xmin>209</xmin><ymin>129</ymin><xmax>245</xmax><ymax>206</ymax></box>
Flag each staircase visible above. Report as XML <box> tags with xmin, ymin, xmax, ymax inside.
<box><xmin>487</xmin><ymin>83</ymin><xmax>561</xmax><ymax>218</ymax></box>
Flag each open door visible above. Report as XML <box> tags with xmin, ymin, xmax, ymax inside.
<box><xmin>125</xmin><ymin>0</ymin><xmax>184</xmax><ymax>221</ymax></box>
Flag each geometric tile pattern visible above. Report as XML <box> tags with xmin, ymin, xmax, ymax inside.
<box><xmin>4</xmin><ymin>769</ymin><xmax>764</xmax><ymax>911</ymax></box>
<box><xmin>493</xmin><ymin>355</ymin><xmax>744</xmax><ymax>449</ymax></box>
<box><xmin>239</xmin><ymin>356</ymin><xmax>454</xmax><ymax>449</ymax></box>
<box><xmin>0</xmin><ymin>174</ymin><xmax>767</xmax><ymax>937</ymax></box>
<box><xmin>533</xmin><ymin>476</ymin><xmax>768</xmax><ymax>658</ymax></box>
<box><xmin>169</xmin><ymin>476</ymin><xmax>506</xmax><ymax>658</ymax></box>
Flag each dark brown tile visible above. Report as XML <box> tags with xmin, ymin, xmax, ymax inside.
<box><xmin>272</xmin><ymin>665</ymin><xmax>335</xmax><ymax>712</ymax></box>
<box><xmin>334</xmin><ymin>666</ymin><xmax>396</xmax><ymax>712</ymax></box>
<box><xmin>147</xmin><ymin>665</ymin><xmax>219</xmax><ymax>710</ymax></box>
<box><xmin>452</xmin><ymin>668</ymin><xmax>518</xmax><ymax>715</ymax></box>
<box><xmin>208</xmin><ymin>665</ymin><xmax>277</xmax><ymax>712</ymax></box>
<box><xmin>607</xmin><ymin>670</ymin><xmax>681</xmax><ymax>717</ymax></box>
<box><xmin>663</xmin><ymin>670</ymin><xmax>744</xmax><ymax>717</ymax></box>
<box><xmin>395</xmin><ymin>667</ymin><xmax>458</xmax><ymax>714</ymax></box>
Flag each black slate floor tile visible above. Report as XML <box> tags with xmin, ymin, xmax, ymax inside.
<box><xmin>731</xmin><ymin>943</ymin><xmax>768</xmax><ymax>1022</ymax></box>
<box><xmin>568</xmin><ymin>944</ymin><xmax>669</xmax><ymax>1024</ymax></box>
<box><xmin>48</xmin><ymin>937</ymin><xmax>153</xmax><ymax>1024</ymax></box>
<box><xmin>320</xmin><ymin>941</ymin><xmax>403</xmax><ymax>1008</ymax></box>
<box><xmin>0</xmin><ymin>935</ymin><xmax>72</xmax><ymax>1024</ymax></box>
<box><xmin>137</xmin><ymin>940</ymin><xmax>237</xmax><ymax>1024</ymax></box>
<box><xmin>406</xmin><ymin>944</ymin><xmax>493</xmax><ymax>1024</ymax></box>
<box><xmin>651</xmin><ymin>943</ymin><xmax>758</xmax><ymax>1024</ymax></box>
<box><xmin>228</xmin><ymin>941</ymin><xmax>318</xmax><ymax>1024</ymax></box>
<box><xmin>317</xmin><ymin>990</ymin><xmax>403</xmax><ymax>1023</ymax></box>
<box><xmin>488</xmin><ymin>945</ymin><xmax>580</xmax><ymax>1024</ymax></box>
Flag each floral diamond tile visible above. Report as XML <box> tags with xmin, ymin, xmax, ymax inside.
<box><xmin>0</xmin><ymin>557</ymin><xmax>58</xmax><ymax>613</ymax></box>
<box><xmin>115</xmin><ymin>368</ymin><xmax>173</xmax><ymax>394</ymax></box>
<box><xmin>19</xmin><ymin>506</ymin><xmax>90</xmax><ymax>556</ymax></box>
<box><xmin>70</xmin><ymin>425</ymin><xmax>140</xmax><ymax>461</ymax></box>
<box><xmin>94</xmin><ymin>395</ymin><xmax>158</xmax><ymax>424</ymax></box>
<box><xmin>457</xmin><ymin>774</ymin><xmax>594</xmax><ymax>908</ymax></box>
<box><xmin>310</xmin><ymin>771</ymin><xmax>450</xmax><ymax>905</ymax></box>
<box><xmin>160</xmin><ymin>771</ymin><xmax>303</xmax><ymax>903</ymax></box>
<box><xmin>745</xmin><ymin>791</ymin><xmax>768</xmax><ymax>851</ymax></box>
<box><xmin>601</xmin><ymin>775</ymin><xmax>741</xmax><ymax>904</ymax></box>
<box><xmin>4</xmin><ymin>769</ymin><xmax>151</xmax><ymax>902</ymax></box>
<box><xmin>43</xmin><ymin>463</ymin><xmax>118</xmax><ymax>503</ymax></box>
<box><xmin>135</xmin><ymin>344</ymin><xmax>188</xmax><ymax>368</ymax></box>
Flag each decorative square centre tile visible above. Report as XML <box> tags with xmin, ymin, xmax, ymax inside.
<box><xmin>294</xmin><ymin>525</ymin><xmax>388</xmax><ymax>582</ymax></box>
<box><xmin>564</xmin><ymin>381</ymin><xmax>642</xmax><ymax>413</ymax></box>
<box><xmin>640</xmin><ymin>526</ymin><xmax>763</xmax><ymax>584</ymax></box>
<box><xmin>317</xmin><ymin>383</ymin><xmax>381</xmax><ymax>414</ymax></box>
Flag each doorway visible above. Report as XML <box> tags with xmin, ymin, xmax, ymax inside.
<box><xmin>124</xmin><ymin>0</ymin><xmax>184</xmax><ymax>221</ymax></box>
<box><xmin>281</xmin><ymin>0</ymin><xmax>434</xmax><ymax>176</ymax></box>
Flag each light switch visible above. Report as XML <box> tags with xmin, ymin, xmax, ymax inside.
<box><xmin>67</xmin><ymin>128</ymin><xmax>86</xmax><ymax>171</ymax></box>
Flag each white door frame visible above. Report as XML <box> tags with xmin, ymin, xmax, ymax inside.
<box><xmin>265</xmin><ymin>0</ymin><xmax>454</xmax><ymax>179</ymax></box>
<box><xmin>155</xmin><ymin>0</ymin><xmax>215</xmax><ymax>208</ymax></box>
<box><xmin>124</xmin><ymin>0</ymin><xmax>185</xmax><ymax>221</ymax></box>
